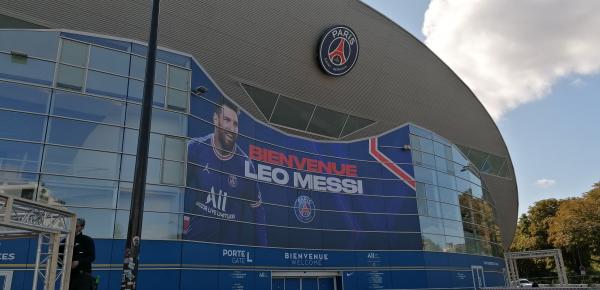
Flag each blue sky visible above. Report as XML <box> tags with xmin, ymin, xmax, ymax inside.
<box><xmin>362</xmin><ymin>0</ymin><xmax>600</xmax><ymax>215</ymax></box>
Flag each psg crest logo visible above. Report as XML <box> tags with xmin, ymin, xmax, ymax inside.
<box><xmin>293</xmin><ymin>195</ymin><xmax>316</xmax><ymax>223</ymax></box>
<box><xmin>318</xmin><ymin>25</ymin><xmax>359</xmax><ymax>76</ymax></box>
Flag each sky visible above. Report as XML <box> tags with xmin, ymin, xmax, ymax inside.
<box><xmin>362</xmin><ymin>0</ymin><xmax>600</xmax><ymax>215</ymax></box>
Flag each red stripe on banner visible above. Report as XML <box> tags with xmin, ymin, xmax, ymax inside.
<box><xmin>369</xmin><ymin>137</ymin><xmax>417</xmax><ymax>190</ymax></box>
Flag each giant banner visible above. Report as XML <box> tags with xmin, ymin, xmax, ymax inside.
<box><xmin>183</xmin><ymin>76</ymin><xmax>420</xmax><ymax>250</ymax></box>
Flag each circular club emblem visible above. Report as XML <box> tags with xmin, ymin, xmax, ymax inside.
<box><xmin>318</xmin><ymin>25</ymin><xmax>359</xmax><ymax>76</ymax></box>
<box><xmin>293</xmin><ymin>195</ymin><xmax>316</xmax><ymax>223</ymax></box>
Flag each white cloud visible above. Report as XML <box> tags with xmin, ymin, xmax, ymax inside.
<box><xmin>422</xmin><ymin>0</ymin><xmax>600</xmax><ymax>120</ymax></box>
<box><xmin>534</xmin><ymin>178</ymin><xmax>556</xmax><ymax>188</ymax></box>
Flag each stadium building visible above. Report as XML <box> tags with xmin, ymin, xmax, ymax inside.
<box><xmin>0</xmin><ymin>1</ymin><xmax>518</xmax><ymax>289</ymax></box>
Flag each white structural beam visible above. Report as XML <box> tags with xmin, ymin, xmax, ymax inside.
<box><xmin>504</xmin><ymin>249</ymin><xmax>569</xmax><ymax>286</ymax></box>
<box><xmin>0</xmin><ymin>193</ymin><xmax>76</xmax><ymax>290</ymax></box>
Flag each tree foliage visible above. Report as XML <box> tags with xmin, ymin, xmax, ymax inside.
<box><xmin>510</xmin><ymin>181</ymin><xmax>600</xmax><ymax>277</ymax></box>
<box><xmin>549</xmin><ymin>182</ymin><xmax>600</xmax><ymax>264</ymax></box>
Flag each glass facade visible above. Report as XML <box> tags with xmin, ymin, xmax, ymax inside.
<box><xmin>409</xmin><ymin>126</ymin><xmax>503</xmax><ymax>257</ymax></box>
<box><xmin>0</xmin><ymin>30</ymin><xmax>507</xmax><ymax>290</ymax></box>
<box><xmin>241</xmin><ymin>83</ymin><xmax>375</xmax><ymax>139</ymax></box>
<box><xmin>0</xmin><ymin>30</ymin><xmax>191</xmax><ymax>239</ymax></box>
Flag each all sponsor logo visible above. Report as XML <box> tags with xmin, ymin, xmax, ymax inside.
<box><xmin>293</xmin><ymin>195</ymin><xmax>316</xmax><ymax>223</ymax></box>
<box><xmin>195</xmin><ymin>186</ymin><xmax>235</xmax><ymax>220</ymax></box>
<box><xmin>318</xmin><ymin>25</ymin><xmax>359</xmax><ymax>76</ymax></box>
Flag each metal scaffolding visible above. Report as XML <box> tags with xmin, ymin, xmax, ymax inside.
<box><xmin>504</xmin><ymin>249</ymin><xmax>568</xmax><ymax>286</ymax></box>
<box><xmin>0</xmin><ymin>193</ymin><xmax>76</xmax><ymax>290</ymax></box>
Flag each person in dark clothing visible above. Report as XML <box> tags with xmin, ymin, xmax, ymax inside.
<box><xmin>69</xmin><ymin>218</ymin><xmax>96</xmax><ymax>290</ymax></box>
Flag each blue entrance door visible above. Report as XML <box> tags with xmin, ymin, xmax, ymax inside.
<box><xmin>303</xmin><ymin>278</ymin><xmax>318</xmax><ymax>290</ymax></box>
<box><xmin>272</xmin><ymin>276</ymin><xmax>338</xmax><ymax>290</ymax></box>
<box><xmin>273</xmin><ymin>278</ymin><xmax>285</xmax><ymax>290</ymax></box>
<box><xmin>285</xmin><ymin>278</ymin><xmax>301</xmax><ymax>290</ymax></box>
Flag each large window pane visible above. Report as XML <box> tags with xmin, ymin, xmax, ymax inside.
<box><xmin>414</xmin><ymin>166</ymin><xmax>437</xmax><ymax>185</ymax></box>
<box><xmin>445</xmin><ymin>236</ymin><xmax>466</xmax><ymax>253</ymax></box>
<box><xmin>0</xmin><ymin>140</ymin><xmax>42</xmax><ymax>172</ymax></box>
<box><xmin>126</xmin><ymin>80</ymin><xmax>165</xmax><ymax>106</ymax></box>
<box><xmin>59</xmin><ymin>39</ymin><xmax>89</xmax><ymax>67</ymax></box>
<box><xmin>409</xmin><ymin>125</ymin><xmax>433</xmax><ymax>139</ymax></box>
<box><xmin>0</xmin><ymin>110</ymin><xmax>46</xmax><ymax>141</ymax></box>
<box><xmin>115</xmin><ymin>211</ymin><xmax>180</xmax><ymax>240</ymax></box>
<box><xmin>341</xmin><ymin>115</ymin><xmax>374</xmax><ymax>137</ymax></box>
<box><xmin>129</xmin><ymin>55</ymin><xmax>145</xmax><ymax>79</ymax></box>
<box><xmin>443</xmin><ymin>219</ymin><xmax>464</xmax><ymax>237</ymax></box>
<box><xmin>427</xmin><ymin>201</ymin><xmax>442</xmax><ymax>218</ymax></box>
<box><xmin>0</xmin><ymin>171</ymin><xmax>38</xmax><ymax>199</ymax></box>
<box><xmin>164</xmin><ymin>136</ymin><xmax>185</xmax><ymax>161</ymax></box>
<box><xmin>56</xmin><ymin>64</ymin><xmax>85</xmax><ymax>91</ymax></box>
<box><xmin>46</xmin><ymin>117</ymin><xmax>123</xmax><ymax>151</ymax></box>
<box><xmin>168</xmin><ymin>66</ymin><xmax>189</xmax><ymax>90</ymax></box>
<box><xmin>419</xmin><ymin>216</ymin><xmax>443</xmax><ymax>235</ymax></box>
<box><xmin>439</xmin><ymin>187</ymin><xmax>459</xmax><ymax>205</ymax></box>
<box><xmin>433</xmin><ymin>142</ymin><xmax>449</xmax><ymax>158</ymax></box>
<box><xmin>51</xmin><ymin>91</ymin><xmax>125</xmax><ymax>125</ymax></box>
<box><xmin>162</xmin><ymin>160</ymin><xmax>184</xmax><ymax>185</ymax></box>
<box><xmin>130</xmin><ymin>56</ymin><xmax>166</xmax><ymax>84</ymax></box>
<box><xmin>152</xmin><ymin>108</ymin><xmax>187</xmax><ymax>136</ymax></box>
<box><xmin>0</xmin><ymin>81</ymin><xmax>51</xmax><ymax>113</ymax></box>
<box><xmin>42</xmin><ymin>145</ymin><xmax>120</xmax><ymax>179</ymax></box>
<box><xmin>425</xmin><ymin>184</ymin><xmax>439</xmax><ymax>201</ymax></box>
<box><xmin>89</xmin><ymin>46</ymin><xmax>130</xmax><ymax>75</ymax></box>
<box><xmin>419</xmin><ymin>137</ymin><xmax>434</xmax><ymax>154</ymax></box>
<box><xmin>441</xmin><ymin>203</ymin><xmax>462</xmax><ymax>221</ymax></box>
<box><xmin>269</xmin><ymin>96</ymin><xmax>315</xmax><ymax>130</ymax></box>
<box><xmin>437</xmin><ymin>171</ymin><xmax>456</xmax><ymax>190</ymax></box>
<box><xmin>0</xmin><ymin>30</ymin><xmax>59</xmax><ymax>60</ymax></box>
<box><xmin>422</xmin><ymin>234</ymin><xmax>445</xmax><ymax>251</ymax></box>
<box><xmin>122</xmin><ymin>129</ymin><xmax>163</xmax><ymax>157</ymax></box>
<box><xmin>421</xmin><ymin>152</ymin><xmax>435</xmax><ymax>169</ymax></box>
<box><xmin>241</xmin><ymin>83</ymin><xmax>278</xmax><ymax>119</ymax></box>
<box><xmin>125</xmin><ymin>103</ymin><xmax>140</xmax><ymax>128</ymax></box>
<box><xmin>307</xmin><ymin>106</ymin><xmax>346</xmax><ymax>138</ymax></box>
<box><xmin>38</xmin><ymin>175</ymin><xmax>117</xmax><ymax>208</ymax></box>
<box><xmin>85</xmin><ymin>71</ymin><xmax>128</xmax><ymax>99</ymax></box>
<box><xmin>415</xmin><ymin>182</ymin><xmax>426</xmax><ymax>199</ymax></box>
<box><xmin>117</xmin><ymin>183</ymin><xmax>183</xmax><ymax>212</ymax></box>
<box><xmin>416</xmin><ymin>198</ymin><xmax>427</xmax><ymax>215</ymax></box>
<box><xmin>435</xmin><ymin>156</ymin><xmax>448</xmax><ymax>172</ymax></box>
<box><xmin>167</xmin><ymin>88</ymin><xmax>188</xmax><ymax>112</ymax></box>
<box><xmin>69</xmin><ymin>207</ymin><xmax>115</xmax><ymax>238</ymax></box>
<box><xmin>0</xmin><ymin>53</ymin><xmax>54</xmax><ymax>86</ymax></box>
<box><xmin>119</xmin><ymin>155</ymin><xmax>161</xmax><ymax>183</ymax></box>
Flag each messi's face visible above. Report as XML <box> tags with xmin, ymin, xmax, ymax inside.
<box><xmin>214</xmin><ymin>105</ymin><xmax>239</xmax><ymax>151</ymax></box>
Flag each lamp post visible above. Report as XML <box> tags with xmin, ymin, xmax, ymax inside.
<box><xmin>120</xmin><ymin>0</ymin><xmax>160</xmax><ymax>289</ymax></box>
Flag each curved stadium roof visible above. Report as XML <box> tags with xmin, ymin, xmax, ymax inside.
<box><xmin>1</xmin><ymin>0</ymin><xmax>518</xmax><ymax>248</ymax></box>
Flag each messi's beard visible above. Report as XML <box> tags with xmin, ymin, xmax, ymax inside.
<box><xmin>217</xmin><ymin>129</ymin><xmax>236</xmax><ymax>155</ymax></box>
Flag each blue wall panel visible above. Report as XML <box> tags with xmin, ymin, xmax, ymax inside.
<box><xmin>180</xmin><ymin>270</ymin><xmax>219</xmax><ymax>290</ymax></box>
<box><xmin>137</xmin><ymin>270</ymin><xmax>181</xmax><ymax>290</ymax></box>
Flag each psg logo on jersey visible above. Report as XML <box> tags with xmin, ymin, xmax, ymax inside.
<box><xmin>318</xmin><ymin>25</ymin><xmax>359</xmax><ymax>76</ymax></box>
<box><xmin>293</xmin><ymin>195</ymin><xmax>316</xmax><ymax>223</ymax></box>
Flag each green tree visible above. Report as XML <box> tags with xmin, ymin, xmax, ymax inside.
<box><xmin>511</xmin><ymin>199</ymin><xmax>562</xmax><ymax>278</ymax></box>
<box><xmin>549</xmin><ymin>182</ymin><xmax>600</xmax><ymax>269</ymax></box>
<box><xmin>510</xmin><ymin>181</ymin><xmax>600</xmax><ymax>281</ymax></box>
